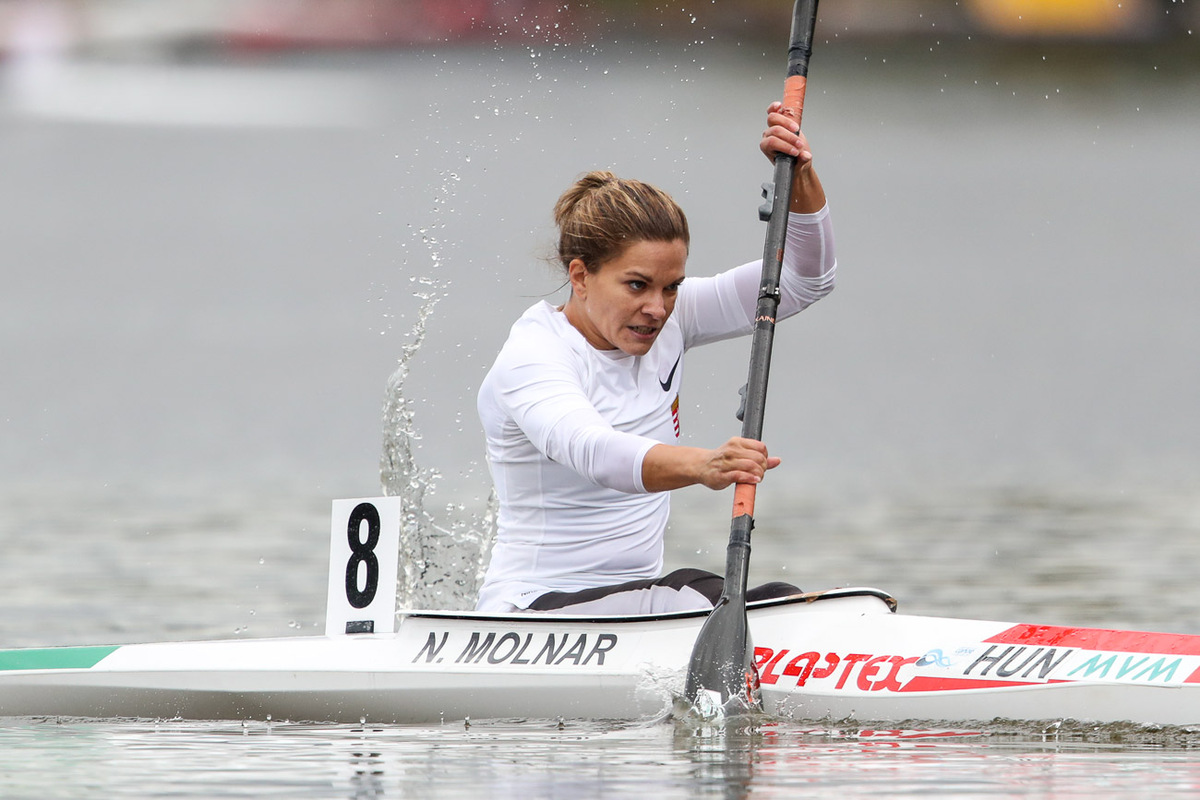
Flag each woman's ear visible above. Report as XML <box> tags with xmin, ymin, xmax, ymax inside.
<box><xmin>567</xmin><ymin>258</ymin><xmax>589</xmax><ymax>299</ymax></box>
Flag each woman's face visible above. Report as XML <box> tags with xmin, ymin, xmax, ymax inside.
<box><xmin>565</xmin><ymin>239</ymin><xmax>688</xmax><ymax>356</ymax></box>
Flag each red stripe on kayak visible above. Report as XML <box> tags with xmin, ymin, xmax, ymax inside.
<box><xmin>1186</xmin><ymin>665</ymin><xmax>1200</xmax><ymax>684</ymax></box>
<box><xmin>899</xmin><ymin>676</ymin><xmax>1042</xmax><ymax>692</ymax></box>
<box><xmin>985</xmin><ymin>624</ymin><xmax>1200</xmax><ymax>656</ymax></box>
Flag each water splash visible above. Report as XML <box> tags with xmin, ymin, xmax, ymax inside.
<box><xmin>379</xmin><ymin>272</ymin><xmax>496</xmax><ymax>611</ymax></box>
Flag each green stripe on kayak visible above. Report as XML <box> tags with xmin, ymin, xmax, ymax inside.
<box><xmin>0</xmin><ymin>646</ymin><xmax>119</xmax><ymax>671</ymax></box>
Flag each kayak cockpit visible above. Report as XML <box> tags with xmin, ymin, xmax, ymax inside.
<box><xmin>398</xmin><ymin>586</ymin><xmax>897</xmax><ymax>626</ymax></box>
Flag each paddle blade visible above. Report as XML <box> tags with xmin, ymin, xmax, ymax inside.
<box><xmin>683</xmin><ymin>596</ymin><xmax>761</xmax><ymax>719</ymax></box>
<box><xmin>683</xmin><ymin>514</ymin><xmax>761</xmax><ymax>718</ymax></box>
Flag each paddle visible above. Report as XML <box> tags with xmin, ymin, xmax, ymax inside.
<box><xmin>683</xmin><ymin>0</ymin><xmax>821</xmax><ymax>717</ymax></box>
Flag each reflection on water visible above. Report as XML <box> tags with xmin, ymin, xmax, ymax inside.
<box><xmin>3</xmin><ymin>718</ymin><xmax>1200</xmax><ymax>800</ymax></box>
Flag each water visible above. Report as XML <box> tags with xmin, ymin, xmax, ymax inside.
<box><xmin>379</xmin><ymin>279</ymin><xmax>496</xmax><ymax>610</ymax></box>
<box><xmin>2</xmin><ymin>29</ymin><xmax>1199</xmax><ymax>800</ymax></box>
<box><xmin>3</xmin><ymin>718</ymin><xmax>1200</xmax><ymax>799</ymax></box>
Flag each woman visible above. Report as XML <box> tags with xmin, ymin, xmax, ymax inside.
<box><xmin>476</xmin><ymin>101</ymin><xmax>835</xmax><ymax>615</ymax></box>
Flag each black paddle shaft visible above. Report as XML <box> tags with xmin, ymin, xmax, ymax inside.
<box><xmin>683</xmin><ymin>0</ymin><xmax>820</xmax><ymax>714</ymax></box>
<box><xmin>741</xmin><ymin>0</ymin><xmax>819</xmax><ymax>444</ymax></box>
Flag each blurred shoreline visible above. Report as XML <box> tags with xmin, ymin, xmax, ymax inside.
<box><xmin>0</xmin><ymin>0</ymin><xmax>1195</xmax><ymax>63</ymax></box>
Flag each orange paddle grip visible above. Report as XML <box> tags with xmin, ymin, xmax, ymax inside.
<box><xmin>782</xmin><ymin>75</ymin><xmax>807</xmax><ymax>126</ymax></box>
<box><xmin>732</xmin><ymin>482</ymin><xmax>757</xmax><ymax>518</ymax></box>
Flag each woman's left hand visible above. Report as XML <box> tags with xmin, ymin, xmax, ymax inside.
<box><xmin>641</xmin><ymin>438</ymin><xmax>781</xmax><ymax>493</ymax></box>
<box><xmin>760</xmin><ymin>100</ymin><xmax>813</xmax><ymax>165</ymax></box>
<box><xmin>759</xmin><ymin>100</ymin><xmax>826</xmax><ymax>214</ymax></box>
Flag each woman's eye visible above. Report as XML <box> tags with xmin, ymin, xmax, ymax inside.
<box><xmin>627</xmin><ymin>281</ymin><xmax>645</xmax><ymax>291</ymax></box>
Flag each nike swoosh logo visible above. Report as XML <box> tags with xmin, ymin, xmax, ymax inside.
<box><xmin>659</xmin><ymin>354</ymin><xmax>681</xmax><ymax>392</ymax></box>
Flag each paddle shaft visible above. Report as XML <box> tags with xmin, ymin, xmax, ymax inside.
<box><xmin>730</xmin><ymin>0</ymin><xmax>819</xmax><ymax>582</ymax></box>
<box><xmin>684</xmin><ymin>0</ymin><xmax>819</xmax><ymax>713</ymax></box>
<box><xmin>733</xmin><ymin>4</ymin><xmax>817</xmax><ymax>521</ymax></box>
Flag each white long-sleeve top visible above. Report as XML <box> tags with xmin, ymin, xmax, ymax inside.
<box><xmin>476</xmin><ymin>205</ymin><xmax>836</xmax><ymax>611</ymax></box>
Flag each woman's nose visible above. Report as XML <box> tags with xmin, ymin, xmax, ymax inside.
<box><xmin>643</xmin><ymin>292</ymin><xmax>666</xmax><ymax>319</ymax></box>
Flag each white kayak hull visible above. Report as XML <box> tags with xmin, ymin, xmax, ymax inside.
<box><xmin>4</xmin><ymin>588</ymin><xmax>1200</xmax><ymax>725</ymax></box>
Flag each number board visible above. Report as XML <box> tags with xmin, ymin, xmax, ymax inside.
<box><xmin>325</xmin><ymin>497</ymin><xmax>401</xmax><ymax>636</ymax></box>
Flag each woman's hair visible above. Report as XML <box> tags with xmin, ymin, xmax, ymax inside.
<box><xmin>553</xmin><ymin>171</ymin><xmax>689</xmax><ymax>273</ymax></box>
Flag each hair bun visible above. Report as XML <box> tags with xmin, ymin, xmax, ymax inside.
<box><xmin>552</xmin><ymin>170</ymin><xmax>689</xmax><ymax>272</ymax></box>
<box><xmin>552</xmin><ymin>171</ymin><xmax>616</xmax><ymax>228</ymax></box>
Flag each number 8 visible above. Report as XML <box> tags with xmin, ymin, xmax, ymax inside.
<box><xmin>345</xmin><ymin>502</ymin><xmax>381</xmax><ymax>609</ymax></box>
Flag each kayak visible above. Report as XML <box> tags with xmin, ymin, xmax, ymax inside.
<box><xmin>4</xmin><ymin>497</ymin><xmax>1200</xmax><ymax>725</ymax></box>
<box><xmin>4</xmin><ymin>584</ymin><xmax>1200</xmax><ymax>725</ymax></box>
